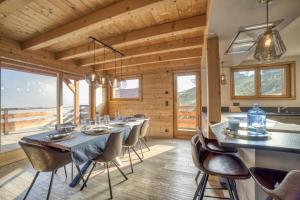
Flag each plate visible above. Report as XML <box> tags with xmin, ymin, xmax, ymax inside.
<box><xmin>83</xmin><ymin>128</ymin><xmax>110</xmax><ymax>135</ymax></box>
<box><xmin>46</xmin><ymin>132</ymin><xmax>73</xmax><ymax>142</ymax></box>
<box><xmin>223</xmin><ymin>128</ymin><xmax>271</xmax><ymax>140</ymax></box>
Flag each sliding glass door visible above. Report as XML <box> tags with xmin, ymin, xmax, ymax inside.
<box><xmin>0</xmin><ymin>67</ymin><xmax>57</xmax><ymax>152</ymax></box>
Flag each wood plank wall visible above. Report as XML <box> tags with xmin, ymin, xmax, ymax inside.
<box><xmin>108</xmin><ymin>65</ymin><xmax>200</xmax><ymax>138</ymax></box>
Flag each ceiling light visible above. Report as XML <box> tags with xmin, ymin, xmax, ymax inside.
<box><xmin>254</xmin><ymin>0</ymin><xmax>286</xmax><ymax>62</ymax></box>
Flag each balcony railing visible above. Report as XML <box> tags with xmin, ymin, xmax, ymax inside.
<box><xmin>177</xmin><ymin>105</ymin><xmax>197</xmax><ymax>130</ymax></box>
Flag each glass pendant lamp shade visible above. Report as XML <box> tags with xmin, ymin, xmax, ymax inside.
<box><xmin>220</xmin><ymin>74</ymin><xmax>227</xmax><ymax>85</ymax></box>
<box><xmin>254</xmin><ymin>28</ymin><xmax>286</xmax><ymax>62</ymax></box>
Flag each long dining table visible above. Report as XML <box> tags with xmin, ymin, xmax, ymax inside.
<box><xmin>21</xmin><ymin>119</ymin><xmax>144</xmax><ymax>187</ymax></box>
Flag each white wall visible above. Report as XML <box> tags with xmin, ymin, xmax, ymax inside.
<box><xmin>201</xmin><ymin>55</ymin><xmax>300</xmax><ymax>107</ymax></box>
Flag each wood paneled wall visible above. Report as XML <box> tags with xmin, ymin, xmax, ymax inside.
<box><xmin>108</xmin><ymin>65</ymin><xmax>200</xmax><ymax>138</ymax></box>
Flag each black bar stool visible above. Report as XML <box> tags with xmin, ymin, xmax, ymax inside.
<box><xmin>249</xmin><ymin>167</ymin><xmax>300</xmax><ymax>200</ymax></box>
<box><xmin>194</xmin><ymin>129</ymin><xmax>238</xmax><ymax>182</ymax></box>
<box><xmin>191</xmin><ymin>134</ymin><xmax>250</xmax><ymax>200</ymax></box>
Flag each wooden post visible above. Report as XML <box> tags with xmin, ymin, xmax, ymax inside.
<box><xmin>206</xmin><ymin>37</ymin><xmax>221</xmax><ymax>137</ymax></box>
<box><xmin>57</xmin><ymin>73</ymin><xmax>63</xmax><ymax>124</ymax></box>
<box><xmin>89</xmin><ymin>84</ymin><xmax>96</xmax><ymax>120</ymax></box>
<box><xmin>74</xmin><ymin>80</ymin><xmax>80</xmax><ymax>125</ymax></box>
<box><xmin>3</xmin><ymin>110</ymin><xmax>9</xmax><ymax>135</ymax></box>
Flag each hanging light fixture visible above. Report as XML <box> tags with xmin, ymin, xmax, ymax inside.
<box><xmin>85</xmin><ymin>40</ymin><xmax>101</xmax><ymax>87</ymax></box>
<box><xmin>109</xmin><ymin>53</ymin><xmax>121</xmax><ymax>88</ymax></box>
<box><xmin>118</xmin><ymin>56</ymin><xmax>127</xmax><ymax>89</ymax></box>
<box><xmin>254</xmin><ymin>0</ymin><xmax>286</xmax><ymax>62</ymax></box>
<box><xmin>100</xmin><ymin>47</ymin><xmax>107</xmax><ymax>87</ymax></box>
<box><xmin>220</xmin><ymin>61</ymin><xmax>227</xmax><ymax>85</ymax></box>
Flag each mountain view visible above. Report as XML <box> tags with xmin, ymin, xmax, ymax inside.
<box><xmin>178</xmin><ymin>87</ymin><xmax>196</xmax><ymax>106</ymax></box>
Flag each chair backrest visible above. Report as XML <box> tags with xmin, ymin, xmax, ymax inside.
<box><xmin>274</xmin><ymin>170</ymin><xmax>300</xmax><ymax>200</ymax></box>
<box><xmin>19</xmin><ymin>140</ymin><xmax>72</xmax><ymax>172</ymax></box>
<box><xmin>101</xmin><ymin>132</ymin><xmax>123</xmax><ymax>161</ymax></box>
<box><xmin>140</xmin><ymin>118</ymin><xmax>150</xmax><ymax>138</ymax></box>
<box><xmin>191</xmin><ymin>134</ymin><xmax>209</xmax><ymax>172</ymax></box>
<box><xmin>196</xmin><ymin>128</ymin><xmax>209</xmax><ymax>150</ymax></box>
<box><xmin>134</xmin><ymin>114</ymin><xmax>146</xmax><ymax>119</ymax></box>
<box><xmin>125</xmin><ymin>125</ymin><xmax>141</xmax><ymax>146</ymax></box>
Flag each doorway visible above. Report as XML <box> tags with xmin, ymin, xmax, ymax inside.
<box><xmin>174</xmin><ymin>72</ymin><xmax>200</xmax><ymax>138</ymax></box>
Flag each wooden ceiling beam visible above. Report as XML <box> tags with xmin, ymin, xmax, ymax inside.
<box><xmin>95</xmin><ymin>48</ymin><xmax>202</xmax><ymax>71</ymax></box>
<box><xmin>0</xmin><ymin>0</ymin><xmax>32</xmax><ymax>20</ymax></box>
<box><xmin>56</xmin><ymin>15</ymin><xmax>206</xmax><ymax>61</ymax></box>
<box><xmin>79</xmin><ymin>37</ymin><xmax>204</xmax><ymax>67</ymax></box>
<box><xmin>21</xmin><ymin>0</ymin><xmax>165</xmax><ymax>50</ymax></box>
<box><xmin>106</xmin><ymin>58</ymin><xmax>201</xmax><ymax>75</ymax></box>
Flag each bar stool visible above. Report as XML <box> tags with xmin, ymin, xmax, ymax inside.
<box><xmin>249</xmin><ymin>167</ymin><xmax>300</xmax><ymax>200</ymax></box>
<box><xmin>195</xmin><ymin>129</ymin><xmax>238</xmax><ymax>182</ymax></box>
<box><xmin>191</xmin><ymin>134</ymin><xmax>250</xmax><ymax>200</ymax></box>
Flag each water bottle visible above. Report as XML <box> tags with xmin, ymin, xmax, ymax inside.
<box><xmin>247</xmin><ymin>104</ymin><xmax>266</xmax><ymax>135</ymax></box>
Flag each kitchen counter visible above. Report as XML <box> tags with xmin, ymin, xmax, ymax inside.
<box><xmin>211</xmin><ymin>121</ymin><xmax>300</xmax><ymax>153</ymax></box>
<box><xmin>210</xmin><ymin>119</ymin><xmax>300</xmax><ymax>200</ymax></box>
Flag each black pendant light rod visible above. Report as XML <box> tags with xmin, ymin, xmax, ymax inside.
<box><xmin>89</xmin><ymin>36</ymin><xmax>125</xmax><ymax>57</ymax></box>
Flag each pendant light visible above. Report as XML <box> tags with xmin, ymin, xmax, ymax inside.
<box><xmin>109</xmin><ymin>53</ymin><xmax>121</xmax><ymax>88</ymax></box>
<box><xmin>220</xmin><ymin>61</ymin><xmax>227</xmax><ymax>85</ymax></box>
<box><xmin>118</xmin><ymin>56</ymin><xmax>127</xmax><ymax>89</ymax></box>
<box><xmin>254</xmin><ymin>0</ymin><xmax>286</xmax><ymax>62</ymax></box>
<box><xmin>100</xmin><ymin>47</ymin><xmax>107</xmax><ymax>87</ymax></box>
<box><xmin>85</xmin><ymin>40</ymin><xmax>101</xmax><ymax>87</ymax></box>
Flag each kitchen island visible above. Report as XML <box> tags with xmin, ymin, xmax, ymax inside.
<box><xmin>210</xmin><ymin>114</ymin><xmax>300</xmax><ymax>200</ymax></box>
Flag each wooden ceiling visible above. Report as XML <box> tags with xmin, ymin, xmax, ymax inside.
<box><xmin>0</xmin><ymin>0</ymin><xmax>207</xmax><ymax>73</ymax></box>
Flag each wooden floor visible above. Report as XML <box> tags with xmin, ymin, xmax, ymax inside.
<box><xmin>0</xmin><ymin>139</ymin><xmax>227</xmax><ymax>200</ymax></box>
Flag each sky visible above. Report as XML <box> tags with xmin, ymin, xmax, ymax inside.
<box><xmin>177</xmin><ymin>75</ymin><xmax>196</xmax><ymax>92</ymax></box>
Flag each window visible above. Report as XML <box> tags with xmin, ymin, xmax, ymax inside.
<box><xmin>1</xmin><ymin>67</ymin><xmax>57</xmax><ymax>152</ymax></box>
<box><xmin>111</xmin><ymin>77</ymin><xmax>141</xmax><ymax>100</ymax></box>
<box><xmin>231</xmin><ymin>62</ymin><xmax>294</xmax><ymax>99</ymax></box>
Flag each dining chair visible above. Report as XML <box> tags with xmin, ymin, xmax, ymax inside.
<box><xmin>123</xmin><ymin>125</ymin><xmax>143</xmax><ymax>173</ymax></box>
<box><xmin>19</xmin><ymin>140</ymin><xmax>85</xmax><ymax>200</ymax></box>
<box><xmin>249</xmin><ymin>167</ymin><xmax>300</xmax><ymax>200</ymax></box>
<box><xmin>191</xmin><ymin>134</ymin><xmax>250</xmax><ymax>200</ymax></box>
<box><xmin>138</xmin><ymin>118</ymin><xmax>150</xmax><ymax>159</ymax></box>
<box><xmin>80</xmin><ymin>132</ymin><xmax>128</xmax><ymax>199</ymax></box>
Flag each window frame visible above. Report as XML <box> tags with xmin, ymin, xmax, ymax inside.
<box><xmin>230</xmin><ymin>62</ymin><xmax>295</xmax><ymax>100</ymax></box>
<box><xmin>109</xmin><ymin>75</ymin><xmax>142</xmax><ymax>101</ymax></box>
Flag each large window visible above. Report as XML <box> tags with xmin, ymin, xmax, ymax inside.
<box><xmin>231</xmin><ymin>62</ymin><xmax>293</xmax><ymax>99</ymax></box>
<box><xmin>111</xmin><ymin>77</ymin><xmax>141</xmax><ymax>100</ymax></box>
<box><xmin>0</xmin><ymin>67</ymin><xmax>57</xmax><ymax>152</ymax></box>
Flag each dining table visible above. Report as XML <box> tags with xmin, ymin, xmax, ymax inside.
<box><xmin>21</xmin><ymin>118</ymin><xmax>144</xmax><ymax>187</ymax></box>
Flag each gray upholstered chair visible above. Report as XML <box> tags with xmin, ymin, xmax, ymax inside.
<box><xmin>80</xmin><ymin>132</ymin><xmax>127</xmax><ymax>199</ymax></box>
<box><xmin>123</xmin><ymin>125</ymin><xmax>143</xmax><ymax>173</ymax></box>
<box><xmin>138</xmin><ymin>118</ymin><xmax>150</xmax><ymax>159</ymax></box>
<box><xmin>19</xmin><ymin>140</ymin><xmax>84</xmax><ymax>200</ymax></box>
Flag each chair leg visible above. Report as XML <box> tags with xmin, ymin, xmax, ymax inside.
<box><xmin>128</xmin><ymin>147</ymin><xmax>133</xmax><ymax>173</ymax></box>
<box><xmin>229</xmin><ymin>179</ymin><xmax>239</xmax><ymax>200</ymax></box>
<box><xmin>112</xmin><ymin>161</ymin><xmax>128</xmax><ymax>181</ymax></box>
<box><xmin>138</xmin><ymin>139</ymin><xmax>144</xmax><ymax>159</ymax></box>
<box><xmin>198</xmin><ymin>174</ymin><xmax>209</xmax><ymax>200</ymax></box>
<box><xmin>193</xmin><ymin>173</ymin><xmax>206</xmax><ymax>200</ymax></box>
<box><xmin>225</xmin><ymin>178</ymin><xmax>236</xmax><ymax>200</ymax></box>
<box><xmin>106</xmin><ymin>163</ymin><xmax>113</xmax><ymax>199</ymax></box>
<box><xmin>141</xmin><ymin>137</ymin><xmax>150</xmax><ymax>151</ymax></box>
<box><xmin>71</xmin><ymin>162</ymin><xmax>74</xmax><ymax>180</ymax></box>
<box><xmin>63</xmin><ymin>166</ymin><xmax>67</xmax><ymax>178</ymax></box>
<box><xmin>131</xmin><ymin>147</ymin><xmax>143</xmax><ymax>163</ymax></box>
<box><xmin>75</xmin><ymin>165</ymin><xmax>86</xmax><ymax>187</ymax></box>
<box><xmin>195</xmin><ymin>171</ymin><xmax>201</xmax><ymax>182</ymax></box>
<box><xmin>23</xmin><ymin>171</ymin><xmax>40</xmax><ymax>200</ymax></box>
<box><xmin>80</xmin><ymin>162</ymin><xmax>97</xmax><ymax>191</ymax></box>
<box><xmin>46</xmin><ymin>172</ymin><xmax>54</xmax><ymax>200</ymax></box>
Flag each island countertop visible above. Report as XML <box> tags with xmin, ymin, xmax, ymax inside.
<box><xmin>211</xmin><ymin>121</ymin><xmax>300</xmax><ymax>154</ymax></box>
